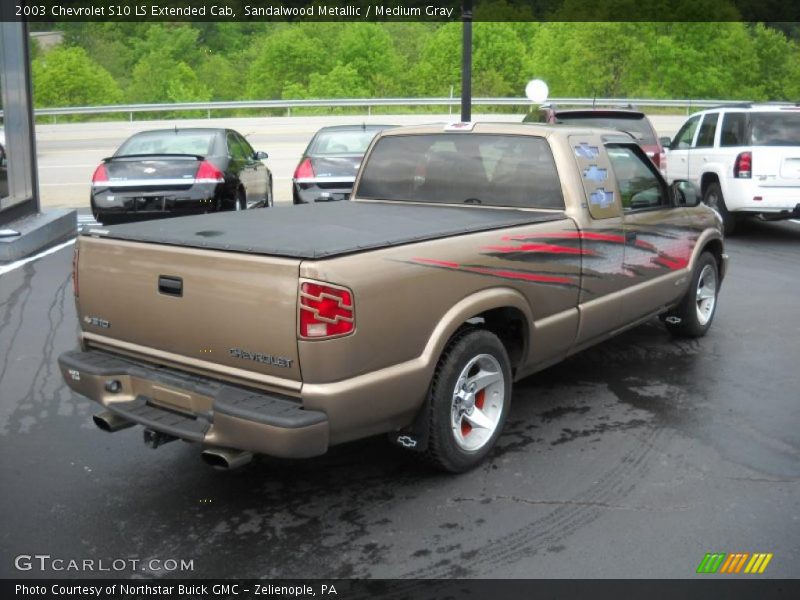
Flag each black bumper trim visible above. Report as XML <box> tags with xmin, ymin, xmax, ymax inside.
<box><xmin>107</xmin><ymin>396</ymin><xmax>210</xmax><ymax>441</ymax></box>
<box><xmin>59</xmin><ymin>349</ymin><xmax>326</xmax><ymax>431</ymax></box>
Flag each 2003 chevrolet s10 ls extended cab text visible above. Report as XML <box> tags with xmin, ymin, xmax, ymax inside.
<box><xmin>59</xmin><ymin>123</ymin><xmax>727</xmax><ymax>472</ymax></box>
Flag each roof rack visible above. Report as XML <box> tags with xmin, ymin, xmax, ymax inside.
<box><xmin>704</xmin><ymin>101</ymin><xmax>800</xmax><ymax>111</ymax></box>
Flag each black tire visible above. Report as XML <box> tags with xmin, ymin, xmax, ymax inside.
<box><xmin>228</xmin><ymin>189</ymin><xmax>245</xmax><ymax>212</ymax></box>
<box><xmin>664</xmin><ymin>252</ymin><xmax>720</xmax><ymax>338</ymax></box>
<box><xmin>703</xmin><ymin>182</ymin><xmax>737</xmax><ymax>235</ymax></box>
<box><xmin>422</xmin><ymin>329</ymin><xmax>512</xmax><ymax>473</ymax></box>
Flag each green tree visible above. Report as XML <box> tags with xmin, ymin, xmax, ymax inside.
<box><xmin>130</xmin><ymin>55</ymin><xmax>210</xmax><ymax>104</ymax></box>
<box><xmin>245</xmin><ymin>26</ymin><xmax>332</xmax><ymax>100</ymax></box>
<box><xmin>333</xmin><ymin>23</ymin><xmax>404</xmax><ymax>96</ymax></box>
<box><xmin>32</xmin><ymin>46</ymin><xmax>122</xmax><ymax>107</ymax></box>
<box><xmin>305</xmin><ymin>63</ymin><xmax>368</xmax><ymax>98</ymax></box>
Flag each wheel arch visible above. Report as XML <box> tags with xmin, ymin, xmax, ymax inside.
<box><xmin>689</xmin><ymin>229</ymin><xmax>726</xmax><ymax>282</ymax></box>
<box><xmin>421</xmin><ymin>287</ymin><xmax>533</xmax><ymax>378</ymax></box>
<box><xmin>700</xmin><ymin>171</ymin><xmax>721</xmax><ymax>197</ymax></box>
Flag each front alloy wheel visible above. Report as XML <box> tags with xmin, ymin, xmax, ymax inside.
<box><xmin>664</xmin><ymin>251</ymin><xmax>720</xmax><ymax>338</ymax></box>
<box><xmin>695</xmin><ymin>263</ymin><xmax>717</xmax><ymax>326</ymax></box>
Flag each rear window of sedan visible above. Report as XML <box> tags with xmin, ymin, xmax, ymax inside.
<box><xmin>555</xmin><ymin>113</ymin><xmax>657</xmax><ymax>145</ymax></box>
<box><xmin>116</xmin><ymin>131</ymin><xmax>217</xmax><ymax>157</ymax></box>
<box><xmin>356</xmin><ymin>133</ymin><xmax>564</xmax><ymax>209</ymax></box>
<box><xmin>309</xmin><ymin>129</ymin><xmax>384</xmax><ymax>155</ymax></box>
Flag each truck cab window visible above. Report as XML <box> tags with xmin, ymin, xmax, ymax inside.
<box><xmin>606</xmin><ymin>144</ymin><xmax>666</xmax><ymax>211</ymax></box>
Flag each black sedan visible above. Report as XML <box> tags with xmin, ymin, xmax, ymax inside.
<box><xmin>292</xmin><ymin>124</ymin><xmax>396</xmax><ymax>204</ymax></box>
<box><xmin>91</xmin><ymin>128</ymin><xmax>272</xmax><ymax>224</ymax></box>
<box><xmin>0</xmin><ymin>134</ymin><xmax>7</xmax><ymax>199</ymax></box>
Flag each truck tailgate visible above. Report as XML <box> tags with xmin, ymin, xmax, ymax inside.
<box><xmin>76</xmin><ymin>236</ymin><xmax>302</xmax><ymax>386</ymax></box>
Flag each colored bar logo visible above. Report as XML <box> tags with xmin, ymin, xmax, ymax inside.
<box><xmin>697</xmin><ymin>552</ymin><xmax>773</xmax><ymax>574</ymax></box>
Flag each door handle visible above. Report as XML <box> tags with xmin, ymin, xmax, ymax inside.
<box><xmin>158</xmin><ymin>276</ymin><xmax>183</xmax><ymax>297</ymax></box>
<box><xmin>625</xmin><ymin>231</ymin><xmax>637</xmax><ymax>244</ymax></box>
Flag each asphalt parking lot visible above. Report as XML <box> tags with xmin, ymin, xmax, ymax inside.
<box><xmin>0</xmin><ymin>218</ymin><xmax>798</xmax><ymax>579</ymax></box>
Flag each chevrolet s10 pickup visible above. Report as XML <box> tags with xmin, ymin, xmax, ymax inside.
<box><xmin>59</xmin><ymin>123</ymin><xmax>728</xmax><ymax>472</ymax></box>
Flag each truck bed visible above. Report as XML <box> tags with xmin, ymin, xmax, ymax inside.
<box><xmin>85</xmin><ymin>201</ymin><xmax>565</xmax><ymax>259</ymax></box>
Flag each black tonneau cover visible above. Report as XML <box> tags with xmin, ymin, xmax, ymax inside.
<box><xmin>85</xmin><ymin>202</ymin><xmax>565</xmax><ymax>259</ymax></box>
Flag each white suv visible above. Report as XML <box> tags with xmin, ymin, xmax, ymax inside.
<box><xmin>665</xmin><ymin>103</ymin><xmax>800</xmax><ymax>233</ymax></box>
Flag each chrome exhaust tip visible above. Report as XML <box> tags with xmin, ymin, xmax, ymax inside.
<box><xmin>93</xmin><ymin>411</ymin><xmax>134</xmax><ymax>433</ymax></box>
<box><xmin>201</xmin><ymin>448</ymin><xmax>253</xmax><ymax>470</ymax></box>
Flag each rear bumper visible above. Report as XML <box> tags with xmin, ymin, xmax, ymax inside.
<box><xmin>722</xmin><ymin>178</ymin><xmax>800</xmax><ymax>214</ymax></box>
<box><xmin>292</xmin><ymin>179</ymin><xmax>352</xmax><ymax>204</ymax></box>
<box><xmin>58</xmin><ymin>349</ymin><xmax>329</xmax><ymax>458</ymax></box>
<box><xmin>91</xmin><ymin>183</ymin><xmax>221</xmax><ymax>220</ymax></box>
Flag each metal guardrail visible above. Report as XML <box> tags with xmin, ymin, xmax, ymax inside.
<box><xmin>0</xmin><ymin>97</ymin><xmax>760</xmax><ymax>120</ymax></box>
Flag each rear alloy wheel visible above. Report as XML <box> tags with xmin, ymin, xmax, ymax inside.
<box><xmin>230</xmin><ymin>189</ymin><xmax>245</xmax><ymax>212</ymax></box>
<box><xmin>703</xmin><ymin>182</ymin><xmax>736</xmax><ymax>235</ymax></box>
<box><xmin>423</xmin><ymin>329</ymin><xmax>511</xmax><ymax>472</ymax></box>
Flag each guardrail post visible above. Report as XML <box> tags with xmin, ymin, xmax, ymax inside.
<box><xmin>207</xmin><ymin>109</ymin><xmax>211</xmax><ymax>119</ymax></box>
<box><xmin>130</xmin><ymin>112</ymin><xmax>133</xmax><ymax>122</ymax></box>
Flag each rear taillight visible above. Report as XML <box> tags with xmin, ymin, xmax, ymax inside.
<box><xmin>91</xmin><ymin>164</ymin><xmax>108</xmax><ymax>184</ymax></box>
<box><xmin>195</xmin><ymin>160</ymin><xmax>225</xmax><ymax>183</ymax></box>
<box><xmin>734</xmin><ymin>152</ymin><xmax>752</xmax><ymax>178</ymax></box>
<box><xmin>294</xmin><ymin>158</ymin><xmax>315</xmax><ymax>180</ymax></box>
<box><xmin>72</xmin><ymin>243</ymin><xmax>79</xmax><ymax>298</ymax></box>
<box><xmin>299</xmin><ymin>281</ymin><xmax>354</xmax><ymax>339</ymax></box>
<box><xmin>659</xmin><ymin>151</ymin><xmax>667</xmax><ymax>174</ymax></box>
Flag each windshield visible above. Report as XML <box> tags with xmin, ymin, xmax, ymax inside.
<box><xmin>556</xmin><ymin>113</ymin><xmax>657</xmax><ymax>144</ymax></box>
<box><xmin>749</xmin><ymin>112</ymin><xmax>800</xmax><ymax>146</ymax></box>
<box><xmin>116</xmin><ymin>131</ymin><xmax>216</xmax><ymax>157</ymax></box>
<box><xmin>357</xmin><ymin>133</ymin><xmax>564</xmax><ymax>209</ymax></box>
<box><xmin>309</xmin><ymin>129</ymin><xmax>387</xmax><ymax>155</ymax></box>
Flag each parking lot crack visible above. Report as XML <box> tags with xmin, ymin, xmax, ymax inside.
<box><xmin>451</xmin><ymin>495</ymin><xmax>691</xmax><ymax>512</ymax></box>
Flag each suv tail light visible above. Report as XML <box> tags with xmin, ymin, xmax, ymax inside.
<box><xmin>195</xmin><ymin>160</ymin><xmax>225</xmax><ymax>183</ymax></box>
<box><xmin>91</xmin><ymin>164</ymin><xmax>108</xmax><ymax>184</ymax></box>
<box><xmin>734</xmin><ymin>152</ymin><xmax>752</xmax><ymax>178</ymax></box>
<box><xmin>299</xmin><ymin>281</ymin><xmax>354</xmax><ymax>339</ymax></box>
<box><xmin>72</xmin><ymin>243</ymin><xmax>79</xmax><ymax>298</ymax></box>
<box><xmin>294</xmin><ymin>158</ymin><xmax>315</xmax><ymax>180</ymax></box>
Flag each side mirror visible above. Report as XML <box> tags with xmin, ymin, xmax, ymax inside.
<box><xmin>671</xmin><ymin>180</ymin><xmax>700</xmax><ymax>207</ymax></box>
<box><xmin>659</xmin><ymin>136</ymin><xmax>672</xmax><ymax>149</ymax></box>
<box><xmin>254</xmin><ymin>151</ymin><xmax>268</xmax><ymax>160</ymax></box>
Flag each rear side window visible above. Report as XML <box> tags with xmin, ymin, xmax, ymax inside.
<box><xmin>357</xmin><ymin>134</ymin><xmax>564</xmax><ymax>209</ymax></box>
<box><xmin>694</xmin><ymin>113</ymin><xmax>719</xmax><ymax>148</ymax></box>
<box><xmin>226</xmin><ymin>133</ymin><xmax>250</xmax><ymax>161</ymax></box>
<box><xmin>720</xmin><ymin>113</ymin><xmax>747</xmax><ymax>146</ymax></box>
<box><xmin>749</xmin><ymin>112</ymin><xmax>800</xmax><ymax>146</ymax></box>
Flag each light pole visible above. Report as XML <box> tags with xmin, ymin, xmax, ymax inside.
<box><xmin>461</xmin><ymin>0</ymin><xmax>473</xmax><ymax>122</ymax></box>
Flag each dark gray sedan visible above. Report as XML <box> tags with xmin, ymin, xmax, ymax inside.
<box><xmin>292</xmin><ymin>124</ymin><xmax>396</xmax><ymax>204</ymax></box>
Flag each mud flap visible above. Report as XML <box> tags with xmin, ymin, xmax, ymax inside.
<box><xmin>388</xmin><ymin>400</ymin><xmax>431</xmax><ymax>452</ymax></box>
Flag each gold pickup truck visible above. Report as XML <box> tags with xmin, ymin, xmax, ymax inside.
<box><xmin>59</xmin><ymin>123</ymin><xmax>727</xmax><ymax>472</ymax></box>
